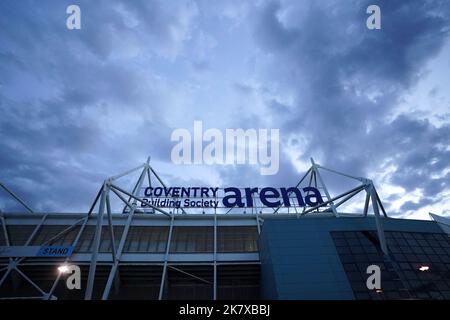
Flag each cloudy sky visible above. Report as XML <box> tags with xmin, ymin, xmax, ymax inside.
<box><xmin>0</xmin><ymin>0</ymin><xmax>449</xmax><ymax>219</ymax></box>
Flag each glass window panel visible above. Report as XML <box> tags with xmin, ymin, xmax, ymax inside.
<box><xmin>170</xmin><ymin>227</ymin><xmax>213</xmax><ymax>253</ymax></box>
<box><xmin>340</xmin><ymin>254</ymin><xmax>355</xmax><ymax>263</ymax></box>
<box><xmin>433</xmin><ymin>234</ymin><xmax>447</xmax><ymax>241</ymax></box>
<box><xmin>418</xmin><ymin>239</ymin><xmax>428</xmax><ymax>247</ymax></box>
<box><xmin>124</xmin><ymin>226</ymin><xmax>168</xmax><ymax>253</ymax></box>
<box><xmin>392</xmin><ymin>232</ymin><xmax>403</xmax><ymax>239</ymax></box>
<box><xmin>399</xmin><ymin>262</ymin><xmax>411</xmax><ymax>270</ymax></box>
<box><xmin>343</xmin><ymin>263</ymin><xmax>358</xmax><ymax>272</ymax></box>
<box><xmin>367</xmin><ymin>253</ymin><xmax>381</xmax><ymax>262</ymax></box>
<box><xmin>347</xmin><ymin>272</ymin><xmax>362</xmax><ymax>281</ymax></box>
<box><xmin>400</xmin><ymin>246</ymin><xmax>413</xmax><ymax>254</ymax></box>
<box><xmin>218</xmin><ymin>226</ymin><xmax>258</xmax><ymax>253</ymax></box>
<box><xmin>389</xmin><ymin>245</ymin><xmax>401</xmax><ymax>253</ymax></box>
<box><xmin>404</xmin><ymin>271</ymin><xmax>418</xmax><ymax>280</ymax></box>
<box><xmin>427</xmin><ymin>255</ymin><xmax>440</xmax><ymax>263</ymax></box>
<box><xmin>423</xmin><ymin>246</ymin><xmax>435</xmax><ymax>254</ymax></box>
<box><xmin>346</xmin><ymin>238</ymin><xmax>360</xmax><ymax>246</ymax></box>
<box><xmin>337</xmin><ymin>246</ymin><xmax>351</xmax><ymax>254</ymax></box>
<box><xmin>433</xmin><ymin>247</ymin><xmax>446</xmax><ymax>255</ymax></box>
<box><xmin>356</xmin><ymin>262</ymin><xmax>369</xmax><ymax>272</ymax></box>
<box><xmin>350</xmin><ymin>246</ymin><xmax>364</xmax><ymax>254</ymax></box>
<box><xmin>6</xmin><ymin>226</ymin><xmax>37</xmax><ymax>245</ymax></box>
<box><xmin>438</xmin><ymin>240</ymin><xmax>450</xmax><ymax>248</ymax></box>
<box><xmin>365</xmin><ymin>246</ymin><xmax>378</xmax><ymax>254</ymax></box>
<box><xmin>32</xmin><ymin>225</ymin><xmax>67</xmax><ymax>245</ymax></box>
<box><xmin>405</xmin><ymin>253</ymin><xmax>418</xmax><ymax>261</ymax></box>
<box><xmin>403</xmin><ymin>233</ymin><xmax>413</xmax><ymax>239</ymax></box>
<box><xmin>344</xmin><ymin>232</ymin><xmax>358</xmax><ymax>238</ymax></box>
<box><xmin>334</xmin><ymin>238</ymin><xmax>347</xmax><ymax>246</ymax></box>
<box><xmin>393</xmin><ymin>253</ymin><xmax>406</xmax><ymax>262</ymax></box>
<box><xmin>331</xmin><ymin>232</ymin><xmax>345</xmax><ymax>238</ymax></box>
<box><xmin>354</xmin><ymin>254</ymin><xmax>367</xmax><ymax>262</ymax></box>
<box><xmin>332</xmin><ymin>231</ymin><xmax>450</xmax><ymax>300</ymax></box>
<box><xmin>411</xmin><ymin>246</ymin><xmax>424</xmax><ymax>254</ymax></box>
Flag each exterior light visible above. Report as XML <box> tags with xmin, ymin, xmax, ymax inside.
<box><xmin>58</xmin><ymin>265</ymin><xmax>70</xmax><ymax>273</ymax></box>
<box><xmin>375</xmin><ymin>289</ymin><xmax>383</xmax><ymax>293</ymax></box>
<box><xmin>418</xmin><ymin>265</ymin><xmax>430</xmax><ymax>272</ymax></box>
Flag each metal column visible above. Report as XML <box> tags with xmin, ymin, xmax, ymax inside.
<box><xmin>369</xmin><ymin>183</ymin><xmax>388</xmax><ymax>255</ymax></box>
<box><xmin>84</xmin><ymin>183</ymin><xmax>107</xmax><ymax>300</ymax></box>
<box><xmin>311</xmin><ymin>158</ymin><xmax>339</xmax><ymax>217</ymax></box>
<box><xmin>158</xmin><ymin>214</ymin><xmax>174</xmax><ymax>300</ymax></box>
<box><xmin>213</xmin><ymin>212</ymin><xmax>217</xmax><ymax>300</ymax></box>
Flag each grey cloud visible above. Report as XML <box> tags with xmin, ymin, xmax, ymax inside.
<box><xmin>0</xmin><ymin>0</ymin><xmax>199</xmax><ymax>212</ymax></box>
<box><xmin>249</xmin><ymin>0</ymin><xmax>450</xmax><ymax>216</ymax></box>
<box><xmin>0</xmin><ymin>0</ymin><xmax>449</xmax><ymax>218</ymax></box>
<box><xmin>400</xmin><ymin>198</ymin><xmax>435</xmax><ymax>213</ymax></box>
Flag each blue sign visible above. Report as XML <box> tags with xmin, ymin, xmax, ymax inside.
<box><xmin>140</xmin><ymin>186</ymin><xmax>324</xmax><ymax>209</ymax></box>
<box><xmin>37</xmin><ymin>246</ymin><xmax>74</xmax><ymax>257</ymax></box>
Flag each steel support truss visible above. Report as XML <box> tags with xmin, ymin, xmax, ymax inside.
<box><xmin>0</xmin><ymin>157</ymin><xmax>191</xmax><ymax>300</ymax></box>
<box><xmin>0</xmin><ymin>156</ymin><xmax>390</xmax><ymax>299</ymax></box>
<box><xmin>271</xmin><ymin>158</ymin><xmax>389</xmax><ymax>254</ymax></box>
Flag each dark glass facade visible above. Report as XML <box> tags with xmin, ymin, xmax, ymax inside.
<box><xmin>331</xmin><ymin>230</ymin><xmax>450</xmax><ymax>299</ymax></box>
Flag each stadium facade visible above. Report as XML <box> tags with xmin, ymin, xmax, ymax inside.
<box><xmin>1</xmin><ymin>158</ymin><xmax>450</xmax><ymax>300</ymax></box>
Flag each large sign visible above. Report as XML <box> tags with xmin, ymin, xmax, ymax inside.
<box><xmin>0</xmin><ymin>245</ymin><xmax>74</xmax><ymax>257</ymax></box>
<box><xmin>139</xmin><ymin>186</ymin><xmax>324</xmax><ymax>210</ymax></box>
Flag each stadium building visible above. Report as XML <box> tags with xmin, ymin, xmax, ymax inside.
<box><xmin>0</xmin><ymin>158</ymin><xmax>450</xmax><ymax>300</ymax></box>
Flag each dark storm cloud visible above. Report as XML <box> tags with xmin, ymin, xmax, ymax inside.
<box><xmin>400</xmin><ymin>198</ymin><xmax>435</xmax><ymax>213</ymax></box>
<box><xmin>0</xmin><ymin>0</ymin><xmax>196</xmax><ymax>212</ymax></box>
<box><xmin>248</xmin><ymin>0</ymin><xmax>450</xmax><ymax>215</ymax></box>
<box><xmin>0</xmin><ymin>0</ymin><xmax>449</xmax><ymax>218</ymax></box>
<box><xmin>382</xmin><ymin>116</ymin><xmax>450</xmax><ymax>195</ymax></box>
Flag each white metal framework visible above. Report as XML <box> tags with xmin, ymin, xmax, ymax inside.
<box><xmin>0</xmin><ymin>157</ymin><xmax>390</xmax><ymax>300</ymax></box>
